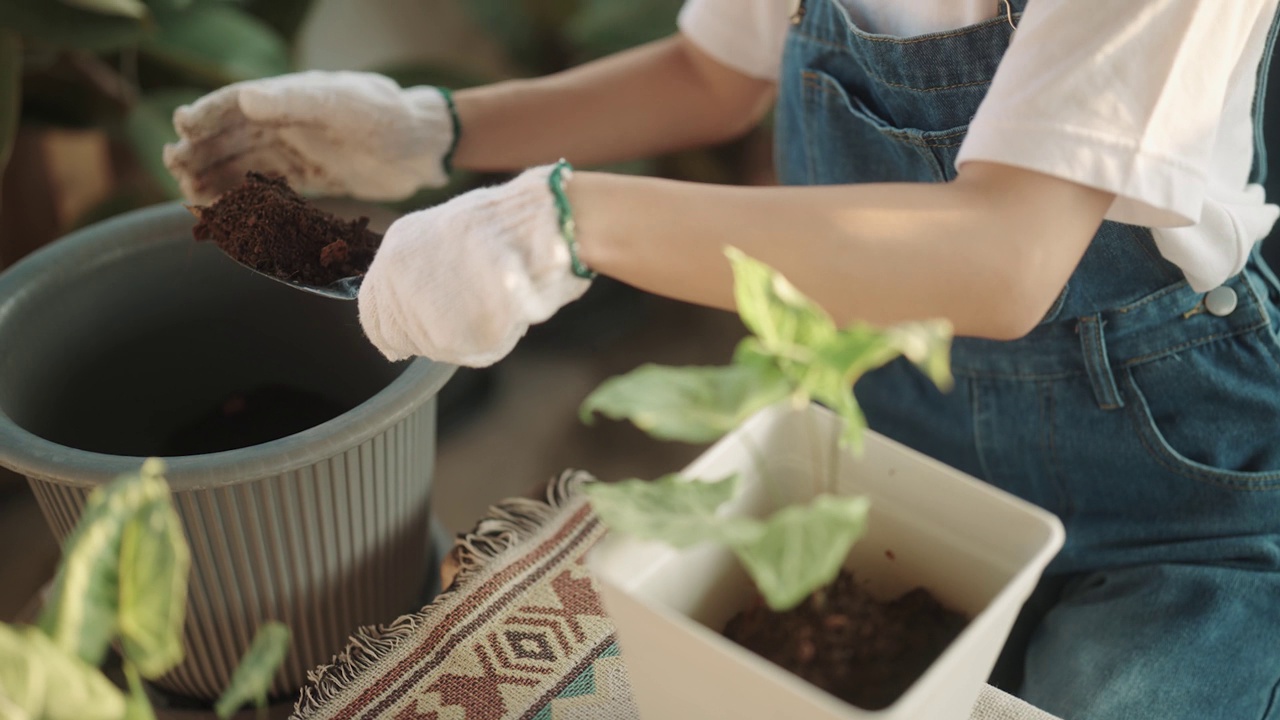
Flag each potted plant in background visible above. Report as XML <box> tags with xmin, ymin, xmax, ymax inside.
<box><xmin>581</xmin><ymin>249</ymin><xmax>1065</xmax><ymax>720</ymax></box>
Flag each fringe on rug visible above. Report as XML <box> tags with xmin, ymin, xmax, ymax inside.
<box><xmin>452</xmin><ymin>469</ymin><xmax>592</xmax><ymax>579</ymax></box>
<box><xmin>292</xmin><ymin>469</ymin><xmax>595</xmax><ymax>718</ymax></box>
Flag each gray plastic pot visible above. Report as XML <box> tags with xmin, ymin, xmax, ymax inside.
<box><xmin>0</xmin><ymin>201</ymin><xmax>455</xmax><ymax>701</ymax></box>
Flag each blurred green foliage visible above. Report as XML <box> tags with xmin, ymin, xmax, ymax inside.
<box><xmin>0</xmin><ymin>0</ymin><xmax>761</xmax><ymax>225</ymax></box>
<box><xmin>0</xmin><ymin>459</ymin><xmax>290</xmax><ymax>720</ymax></box>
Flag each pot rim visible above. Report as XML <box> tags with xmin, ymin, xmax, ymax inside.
<box><xmin>0</xmin><ymin>201</ymin><xmax>457</xmax><ymax>491</ymax></box>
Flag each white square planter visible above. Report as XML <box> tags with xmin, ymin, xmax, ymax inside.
<box><xmin>589</xmin><ymin>403</ymin><xmax>1064</xmax><ymax>720</ymax></box>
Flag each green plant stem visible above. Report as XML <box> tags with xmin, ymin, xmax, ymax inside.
<box><xmin>739</xmin><ymin>431</ymin><xmax>786</xmax><ymax>514</ymax></box>
<box><xmin>828</xmin><ymin>405</ymin><xmax>842</xmax><ymax>496</ymax></box>
<box><xmin>811</xmin><ymin>585</ymin><xmax>828</xmax><ymax>612</ymax></box>
<box><xmin>804</xmin><ymin>402</ymin><xmax>825</xmax><ymax>499</ymax></box>
<box><xmin>124</xmin><ymin>660</ymin><xmax>158</xmax><ymax>720</ymax></box>
<box><xmin>125</xmin><ymin>661</ymin><xmax>144</xmax><ymax>695</ymax></box>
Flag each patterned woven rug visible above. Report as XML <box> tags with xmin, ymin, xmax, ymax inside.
<box><xmin>291</xmin><ymin>471</ymin><xmax>1061</xmax><ymax>720</ymax></box>
<box><xmin>293</xmin><ymin>471</ymin><xmax>631</xmax><ymax>720</ymax></box>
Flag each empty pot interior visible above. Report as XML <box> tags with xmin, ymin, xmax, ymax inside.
<box><xmin>0</xmin><ymin>229</ymin><xmax>407</xmax><ymax>457</ymax></box>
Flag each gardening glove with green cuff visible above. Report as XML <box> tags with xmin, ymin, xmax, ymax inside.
<box><xmin>164</xmin><ymin>71</ymin><xmax>459</xmax><ymax>204</ymax></box>
<box><xmin>358</xmin><ymin>162</ymin><xmax>594</xmax><ymax>367</ymax></box>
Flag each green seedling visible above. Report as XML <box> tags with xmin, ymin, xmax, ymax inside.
<box><xmin>0</xmin><ymin>459</ymin><xmax>290</xmax><ymax>720</ymax></box>
<box><xmin>581</xmin><ymin>247</ymin><xmax>953</xmax><ymax>611</ymax></box>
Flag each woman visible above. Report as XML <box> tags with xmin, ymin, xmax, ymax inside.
<box><xmin>165</xmin><ymin>1</ymin><xmax>1280</xmax><ymax>717</ymax></box>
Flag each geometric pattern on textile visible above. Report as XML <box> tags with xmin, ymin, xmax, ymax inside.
<box><xmin>292</xmin><ymin>472</ymin><xmax>639</xmax><ymax>720</ymax></box>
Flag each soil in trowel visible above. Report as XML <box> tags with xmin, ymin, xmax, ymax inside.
<box><xmin>191</xmin><ymin>172</ymin><xmax>381</xmax><ymax>286</ymax></box>
<box><xmin>723</xmin><ymin>568</ymin><xmax>968</xmax><ymax>711</ymax></box>
<box><xmin>160</xmin><ymin>385</ymin><xmax>353</xmax><ymax>456</ymax></box>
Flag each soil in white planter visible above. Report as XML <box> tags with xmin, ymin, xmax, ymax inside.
<box><xmin>190</xmin><ymin>172</ymin><xmax>382</xmax><ymax>286</ymax></box>
<box><xmin>723</xmin><ymin>569</ymin><xmax>967</xmax><ymax>710</ymax></box>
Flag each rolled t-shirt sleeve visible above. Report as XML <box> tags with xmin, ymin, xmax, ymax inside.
<box><xmin>677</xmin><ymin>0</ymin><xmax>792</xmax><ymax>80</ymax></box>
<box><xmin>956</xmin><ymin>0</ymin><xmax>1273</xmax><ymax>229</ymax></box>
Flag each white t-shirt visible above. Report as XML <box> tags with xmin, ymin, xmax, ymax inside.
<box><xmin>678</xmin><ymin>0</ymin><xmax>1280</xmax><ymax>292</ymax></box>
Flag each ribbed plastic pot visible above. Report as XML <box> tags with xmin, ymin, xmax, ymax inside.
<box><xmin>0</xmin><ymin>202</ymin><xmax>456</xmax><ymax>701</ymax></box>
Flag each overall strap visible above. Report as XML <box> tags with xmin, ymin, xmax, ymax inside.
<box><xmin>1251</xmin><ymin>2</ymin><xmax>1280</xmax><ymax>185</ymax></box>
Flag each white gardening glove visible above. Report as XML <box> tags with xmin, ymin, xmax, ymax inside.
<box><xmin>163</xmin><ymin>71</ymin><xmax>457</xmax><ymax>204</ymax></box>
<box><xmin>358</xmin><ymin>163</ymin><xmax>594</xmax><ymax>367</ymax></box>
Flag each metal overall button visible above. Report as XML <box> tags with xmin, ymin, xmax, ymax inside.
<box><xmin>1205</xmin><ymin>286</ymin><xmax>1238</xmax><ymax>317</ymax></box>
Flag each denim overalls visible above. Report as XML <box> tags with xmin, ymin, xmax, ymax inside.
<box><xmin>777</xmin><ymin>1</ymin><xmax>1280</xmax><ymax>718</ymax></box>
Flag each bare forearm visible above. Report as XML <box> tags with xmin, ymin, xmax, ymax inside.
<box><xmin>572</xmin><ymin>165</ymin><xmax>1112</xmax><ymax>339</ymax></box>
<box><xmin>451</xmin><ymin>35</ymin><xmax>773</xmax><ymax>172</ymax></box>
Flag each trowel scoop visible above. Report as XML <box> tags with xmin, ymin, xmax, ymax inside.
<box><xmin>187</xmin><ymin>174</ymin><xmax>394</xmax><ymax>301</ymax></box>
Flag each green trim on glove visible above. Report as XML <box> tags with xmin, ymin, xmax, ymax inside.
<box><xmin>438</xmin><ymin>86</ymin><xmax>462</xmax><ymax>175</ymax></box>
<box><xmin>549</xmin><ymin>159</ymin><xmax>596</xmax><ymax>280</ymax></box>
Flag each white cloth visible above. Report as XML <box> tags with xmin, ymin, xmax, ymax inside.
<box><xmin>678</xmin><ymin>0</ymin><xmax>1280</xmax><ymax>292</ymax></box>
<box><xmin>164</xmin><ymin>71</ymin><xmax>454</xmax><ymax>204</ymax></box>
<box><xmin>973</xmin><ymin>685</ymin><xmax>1062</xmax><ymax>720</ymax></box>
<box><xmin>358</xmin><ymin>165</ymin><xmax>592</xmax><ymax>367</ymax></box>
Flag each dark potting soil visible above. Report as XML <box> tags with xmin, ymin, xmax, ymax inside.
<box><xmin>191</xmin><ymin>172</ymin><xmax>381</xmax><ymax>286</ymax></box>
<box><xmin>160</xmin><ymin>386</ymin><xmax>353</xmax><ymax>456</ymax></box>
<box><xmin>722</xmin><ymin>569</ymin><xmax>967</xmax><ymax>711</ymax></box>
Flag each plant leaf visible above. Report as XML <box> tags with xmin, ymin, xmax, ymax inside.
<box><xmin>725</xmin><ymin>247</ymin><xmax>954</xmax><ymax>450</ymax></box>
<box><xmin>37</xmin><ymin>460</ymin><xmax>171</xmax><ymax>667</ymax></box>
<box><xmin>725</xmin><ymin>246</ymin><xmax>837</xmax><ymax>369</ymax></box>
<box><xmin>0</xmin><ymin>624</ymin><xmax>128</xmax><ymax>720</ymax></box>
<box><xmin>142</xmin><ymin>0</ymin><xmax>194</xmax><ymax>12</ymax></box>
<box><xmin>806</xmin><ymin>367</ymin><xmax>868</xmax><ymax>451</ymax></box>
<box><xmin>584</xmin><ymin>474</ymin><xmax>739</xmax><ymax>549</ymax></box>
<box><xmin>565</xmin><ymin>0</ymin><xmax>682</xmax><ymax>61</ymax></box>
<box><xmin>812</xmin><ymin>324</ymin><xmax>900</xmax><ymax>381</ymax></box>
<box><xmin>374</xmin><ymin>62</ymin><xmax>499</xmax><ymax>93</ymax></box>
<box><xmin>460</xmin><ymin>0</ymin><xmax>539</xmax><ymax>71</ymax></box>
<box><xmin>122</xmin><ymin>89</ymin><xmax>204</xmax><ymax>199</ymax></box>
<box><xmin>141</xmin><ymin>4</ymin><xmax>290</xmax><ymax>86</ymax></box>
<box><xmin>0</xmin><ymin>30</ymin><xmax>19</xmax><ymax>210</ymax></box>
<box><xmin>722</xmin><ymin>494</ymin><xmax>871</xmax><ymax>611</ymax></box>
<box><xmin>117</xmin><ymin>494</ymin><xmax>190</xmax><ymax>679</ymax></box>
<box><xmin>0</xmin><ymin>2</ymin><xmax>146</xmax><ymax>50</ymax></box>
<box><xmin>214</xmin><ymin>622</ymin><xmax>290</xmax><ymax>720</ymax></box>
<box><xmin>580</xmin><ymin>362</ymin><xmax>790</xmax><ymax>443</ymax></box>
<box><xmin>60</xmin><ymin>0</ymin><xmax>149</xmax><ymax>19</ymax></box>
<box><xmin>238</xmin><ymin>0</ymin><xmax>313</xmax><ymax>43</ymax></box>
<box><xmin>0</xmin><ymin>623</ymin><xmax>42</xmax><ymax>720</ymax></box>
<box><xmin>884</xmin><ymin>319</ymin><xmax>955</xmax><ymax>391</ymax></box>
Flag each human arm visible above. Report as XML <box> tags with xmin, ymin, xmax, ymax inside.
<box><xmin>356</xmin><ymin>159</ymin><xmax>1114</xmax><ymax>366</ymax></box>
<box><xmin>451</xmin><ymin>34</ymin><xmax>774</xmax><ymax>171</ymax></box>
<box><xmin>571</xmin><ymin>161</ymin><xmax>1114</xmax><ymax>340</ymax></box>
<box><xmin>164</xmin><ymin>34</ymin><xmax>773</xmax><ymax>202</ymax></box>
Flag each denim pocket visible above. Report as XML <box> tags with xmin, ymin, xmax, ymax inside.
<box><xmin>1251</xmin><ymin>258</ymin><xmax>1280</xmax><ymax>369</ymax></box>
<box><xmin>799</xmin><ymin>70</ymin><xmax>968</xmax><ymax>184</ymax></box>
<box><xmin>1121</xmin><ymin>331</ymin><xmax>1280</xmax><ymax>489</ymax></box>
